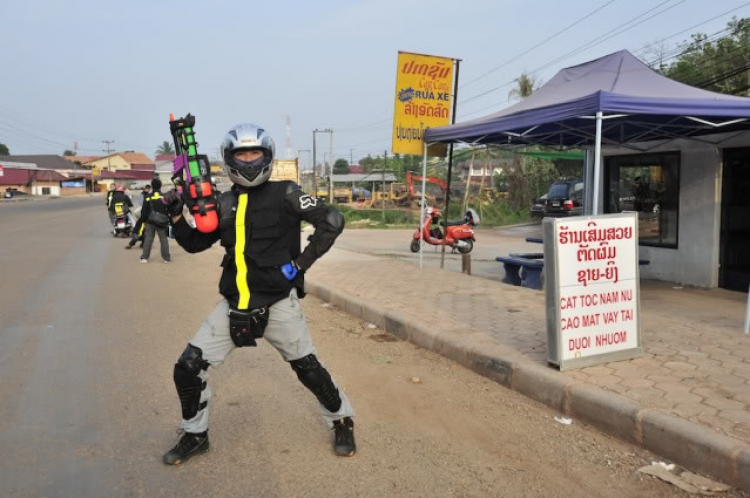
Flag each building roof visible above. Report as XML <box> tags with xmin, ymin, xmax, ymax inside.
<box><xmin>332</xmin><ymin>171</ymin><xmax>398</xmax><ymax>183</ymax></box>
<box><xmin>99</xmin><ymin>170</ymin><xmax>153</xmax><ymax>180</ymax></box>
<box><xmin>85</xmin><ymin>152</ymin><xmax>153</xmax><ymax>165</ymax></box>
<box><xmin>0</xmin><ymin>160</ymin><xmax>40</xmax><ymax>169</ymax></box>
<box><xmin>0</xmin><ymin>155</ymin><xmax>84</xmax><ymax>170</ymax></box>
<box><xmin>347</xmin><ymin>165</ymin><xmax>365</xmax><ymax>174</ymax></box>
<box><xmin>154</xmin><ymin>153</ymin><xmax>176</xmax><ymax>162</ymax></box>
<box><xmin>64</xmin><ymin>155</ymin><xmax>101</xmax><ymax>164</ymax></box>
<box><xmin>130</xmin><ymin>163</ymin><xmax>156</xmax><ymax>172</ymax></box>
<box><xmin>0</xmin><ymin>168</ymin><xmax>68</xmax><ymax>185</ymax></box>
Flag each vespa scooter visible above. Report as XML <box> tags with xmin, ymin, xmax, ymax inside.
<box><xmin>410</xmin><ymin>206</ymin><xmax>478</xmax><ymax>254</ymax></box>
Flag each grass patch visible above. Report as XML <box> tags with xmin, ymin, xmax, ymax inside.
<box><xmin>329</xmin><ymin>200</ymin><xmax>531</xmax><ymax>229</ymax></box>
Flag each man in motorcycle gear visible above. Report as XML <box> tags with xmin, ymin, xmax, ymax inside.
<box><xmin>139</xmin><ymin>179</ymin><xmax>171</xmax><ymax>263</ymax></box>
<box><xmin>161</xmin><ymin>123</ymin><xmax>355</xmax><ymax>466</ymax></box>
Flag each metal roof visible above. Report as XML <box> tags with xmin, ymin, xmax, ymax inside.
<box><xmin>331</xmin><ymin>171</ymin><xmax>398</xmax><ymax>183</ymax></box>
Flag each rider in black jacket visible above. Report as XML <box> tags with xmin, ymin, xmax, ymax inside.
<box><xmin>160</xmin><ymin>123</ymin><xmax>355</xmax><ymax>465</ymax></box>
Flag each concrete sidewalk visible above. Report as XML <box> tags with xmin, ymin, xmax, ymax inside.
<box><xmin>306</xmin><ymin>248</ymin><xmax>750</xmax><ymax>489</ymax></box>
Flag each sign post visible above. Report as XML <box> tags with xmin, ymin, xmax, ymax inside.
<box><xmin>544</xmin><ymin>213</ymin><xmax>642</xmax><ymax>370</ymax></box>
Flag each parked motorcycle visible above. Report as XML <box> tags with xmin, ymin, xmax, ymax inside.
<box><xmin>410</xmin><ymin>206</ymin><xmax>479</xmax><ymax>254</ymax></box>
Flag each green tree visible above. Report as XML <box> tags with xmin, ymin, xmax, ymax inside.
<box><xmin>508</xmin><ymin>73</ymin><xmax>539</xmax><ymax>101</ymax></box>
<box><xmin>662</xmin><ymin>17</ymin><xmax>750</xmax><ymax>95</ymax></box>
<box><xmin>333</xmin><ymin>158</ymin><xmax>350</xmax><ymax>174</ymax></box>
<box><xmin>156</xmin><ymin>141</ymin><xmax>175</xmax><ymax>155</ymax></box>
<box><xmin>0</xmin><ymin>143</ymin><xmax>9</xmax><ymax>155</ymax></box>
<box><xmin>64</xmin><ymin>149</ymin><xmax>76</xmax><ymax>156</ymax></box>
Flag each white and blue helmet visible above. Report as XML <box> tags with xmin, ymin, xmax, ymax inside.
<box><xmin>221</xmin><ymin>123</ymin><xmax>276</xmax><ymax>188</ymax></box>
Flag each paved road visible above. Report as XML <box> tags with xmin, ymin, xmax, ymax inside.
<box><xmin>0</xmin><ymin>198</ymin><xmax>735</xmax><ymax>497</ymax></box>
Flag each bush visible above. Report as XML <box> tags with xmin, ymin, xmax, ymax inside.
<box><xmin>335</xmin><ymin>205</ymin><xmax>417</xmax><ymax>228</ymax></box>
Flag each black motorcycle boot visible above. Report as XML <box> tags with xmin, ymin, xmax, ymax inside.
<box><xmin>163</xmin><ymin>431</ymin><xmax>209</xmax><ymax>465</ymax></box>
<box><xmin>332</xmin><ymin>417</ymin><xmax>356</xmax><ymax>457</ymax></box>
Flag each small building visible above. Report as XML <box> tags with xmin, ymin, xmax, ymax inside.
<box><xmin>84</xmin><ymin>152</ymin><xmax>153</xmax><ymax>171</ymax></box>
<box><xmin>0</xmin><ymin>168</ymin><xmax>69</xmax><ymax>196</ymax></box>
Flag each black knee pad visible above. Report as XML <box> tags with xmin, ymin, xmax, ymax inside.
<box><xmin>173</xmin><ymin>344</ymin><xmax>209</xmax><ymax>420</ymax></box>
<box><xmin>290</xmin><ymin>354</ymin><xmax>342</xmax><ymax>413</ymax></box>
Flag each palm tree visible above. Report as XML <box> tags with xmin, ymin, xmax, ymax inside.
<box><xmin>156</xmin><ymin>141</ymin><xmax>175</xmax><ymax>155</ymax></box>
<box><xmin>508</xmin><ymin>73</ymin><xmax>538</xmax><ymax>101</ymax></box>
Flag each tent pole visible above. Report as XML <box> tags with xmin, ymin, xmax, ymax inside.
<box><xmin>744</xmin><ymin>283</ymin><xmax>750</xmax><ymax>335</ymax></box>
<box><xmin>583</xmin><ymin>149</ymin><xmax>594</xmax><ymax>215</ymax></box>
<box><xmin>592</xmin><ymin>111</ymin><xmax>603</xmax><ymax>214</ymax></box>
<box><xmin>419</xmin><ymin>142</ymin><xmax>428</xmax><ymax>269</ymax></box>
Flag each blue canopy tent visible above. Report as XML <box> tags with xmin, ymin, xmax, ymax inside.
<box><xmin>424</xmin><ymin>50</ymin><xmax>750</xmax><ymax>214</ymax></box>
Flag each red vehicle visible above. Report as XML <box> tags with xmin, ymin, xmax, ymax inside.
<box><xmin>410</xmin><ymin>206</ymin><xmax>479</xmax><ymax>254</ymax></box>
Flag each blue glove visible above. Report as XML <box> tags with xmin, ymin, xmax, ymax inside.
<box><xmin>281</xmin><ymin>261</ymin><xmax>301</xmax><ymax>281</ymax></box>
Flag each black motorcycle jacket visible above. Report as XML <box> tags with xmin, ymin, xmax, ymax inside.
<box><xmin>139</xmin><ymin>190</ymin><xmax>168</xmax><ymax>224</ymax></box>
<box><xmin>108</xmin><ymin>191</ymin><xmax>133</xmax><ymax>213</ymax></box>
<box><xmin>172</xmin><ymin>181</ymin><xmax>344</xmax><ymax>309</ymax></box>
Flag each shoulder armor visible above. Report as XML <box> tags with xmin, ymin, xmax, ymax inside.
<box><xmin>284</xmin><ymin>182</ymin><xmax>301</xmax><ymax>195</ymax></box>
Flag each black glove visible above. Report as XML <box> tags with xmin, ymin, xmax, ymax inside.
<box><xmin>228</xmin><ymin>307</ymin><xmax>269</xmax><ymax>348</ymax></box>
<box><xmin>163</xmin><ymin>189</ymin><xmax>185</xmax><ymax>217</ymax></box>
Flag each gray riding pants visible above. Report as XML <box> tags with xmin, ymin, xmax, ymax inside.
<box><xmin>180</xmin><ymin>289</ymin><xmax>355</xmax><ymax>433</ymax></box>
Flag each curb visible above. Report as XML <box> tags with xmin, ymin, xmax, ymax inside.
<box><xmin>305</xmin><ymin>279</ymin><xmax>750</xmax><ymax>490</ymax></box>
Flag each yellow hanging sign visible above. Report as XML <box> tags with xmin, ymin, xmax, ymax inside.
<box><xmin>392</xmin><ymin>51</ymin><xmax>454</xmax><ymax>157</ymax></box>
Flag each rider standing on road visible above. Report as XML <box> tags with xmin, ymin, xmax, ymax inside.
<box><xmin>160</xmin><ymin>123</ymin><xmax>355</xmax><ymax>465</ymax></box>
<box><xmin>139</xmin><ymin>179</ymin><xmax>171</xmax><ymax>263</ymax></box>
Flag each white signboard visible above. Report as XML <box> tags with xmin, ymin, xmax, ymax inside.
<box><xmin>544</xmin><ymin>213</ymin><xmax>641</xmax><ymax>370</ymax></box>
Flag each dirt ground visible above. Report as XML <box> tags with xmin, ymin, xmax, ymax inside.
<box><xmin>1</xmin><ymin>197</ymin><xmax>746</xmax><ymax>498</ymax></box>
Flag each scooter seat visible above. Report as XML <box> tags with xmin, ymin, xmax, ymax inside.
<box><xmin>440</xmin><ymin>220</ymin><xmax>465</xmax><ymax>227</ymax></box>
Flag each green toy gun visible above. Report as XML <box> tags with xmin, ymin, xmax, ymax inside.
<box><xmin>169</xmin><ymin>113</ymin><xmax>218</xmax><ymax>233</ymax></box>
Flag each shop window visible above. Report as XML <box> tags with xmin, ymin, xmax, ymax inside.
<box><xmin>605</xmin><ymin>152</ymin><xmax>680</xmax><ymax>248</ymax></box>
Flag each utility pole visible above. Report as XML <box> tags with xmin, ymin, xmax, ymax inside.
<box><xmin>328</xmin><ymin>130</ymin><xmax>334</xmax><ymax>203</ymax></box>
<box><xmin>350</xmin><ymin>149</ymin><xmax>354</xmax><ymax>167</ymax></box>
<box><xmin>440</xmin><ymin>59</ymin><xmax>461</xmax><ymax>270</ymax></box>
<box><xmin>382</xmin><ymin>150</ymin><xmax>387</xmax><ymax>224</ymax></box>
<box><xmin>313</xmin><ymin>128</ymin><xmax>332</xmax><ymax>201</ymax></box>
<box><xmin>312</xmin><ymin>131</ymin><xmax>318</xmax><ymax>197</ymax></box>
<box><xmin>102</xmin><ymin>140</ymin><xmax>114</xmax><ymax>171</ymax></box>
<box><xmin>298</xmin><ymin>149</ymin><xmax>311</xmax><ymax>192</ymax></box>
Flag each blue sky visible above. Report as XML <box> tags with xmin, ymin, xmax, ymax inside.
<box><xmin>1</xmin><ymin>0</ymin><xmax>747</xmax><ymax>166</ymax></box>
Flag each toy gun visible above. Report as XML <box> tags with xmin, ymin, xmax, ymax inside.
<box><xmin>169</xmin><ymin>113</ymin><xmax>219</xmax><ymax>233</ymax></box>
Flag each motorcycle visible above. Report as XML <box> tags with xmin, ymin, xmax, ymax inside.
<box><xmin>410</xmin><ymin>206</ymin><xmax>479</xmax><ymax>254</ymax></box>
<box><xmin>111</xmin><ymin>202</ymin><xmax>133</xmax><ymax>238</ymax></box>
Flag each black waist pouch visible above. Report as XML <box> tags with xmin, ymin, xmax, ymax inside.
<box><xmin>148</xmin><ymin>211</ymin><xmax>170</xmax><ymax>228</ymax></box>
<box><xmin>228</xmin><ymin>307</ymin><xmax>269</xmax><ymax>348</ymax></box>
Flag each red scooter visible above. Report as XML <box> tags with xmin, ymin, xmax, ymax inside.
<box><xmin>410</xmin><ymin>206</ymin><xmax>479</xmax><ymax>254</ymax></box>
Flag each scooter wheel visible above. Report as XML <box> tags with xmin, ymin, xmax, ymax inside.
<box><xmin>410</xmin><ymin>239</ymin><xmax>421</xmax><ymax>253</ymax></box>
<box><xmin>457</xmin><ymin>239</ymin><xmax>474</xmax><ymax>254</ymax></box>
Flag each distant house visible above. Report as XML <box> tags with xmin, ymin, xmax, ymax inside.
<box><xmin>154</xmin><ymin>154</ymin><xmax>177</xmax><ymax>185</ymax></box>
<box><xmin>0</xmin><ymin>168</ymin><xmax>70</xmax><ymax>196</ymax></box>
<box><xmin>347</xmin><ymin>165</ymin><xmax>365</xmax><ymax>174</ymax></box>
<box><xmin>84</xmin><ymin>152</ymin><xmax>153</xmax><ymax>171</ymax></box>
<box><xmin>1</xmin><ymin>155</ymin><xmax>93</xmax><ymax>193</ymax></box>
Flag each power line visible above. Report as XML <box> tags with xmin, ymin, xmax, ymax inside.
<box><xmin>458</xmin><ymin>0</ymin><xmax>685</xmax><ymax>110</ymax></box>
<box><xmin>461</xmin><ymin>0</ymin><xmax>685</xmax><ymax>117</ymax></box>
<box><xmin>634</xmin><ymin>2</ymin><xmax>750</xmax><ymax>56</ymax></box>
<box><xmin>460</xmin><ymin>0</ymin><xmax>617</xmax><ymax>89</ymax></box>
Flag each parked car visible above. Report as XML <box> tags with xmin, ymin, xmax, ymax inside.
<box><xmin>4</xmin><ymin>188</ymin><xmax>28</xmax><ymax>199</ymax></box>
<box><xmin>544</xmin><ymin>179</ymin><xmax>584</xmax><ymax>217</ymax></box>
<box><xmin>530</xmin><ymin>194</ymin><xmax>547</xmax><ymax>218</ymax></box>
